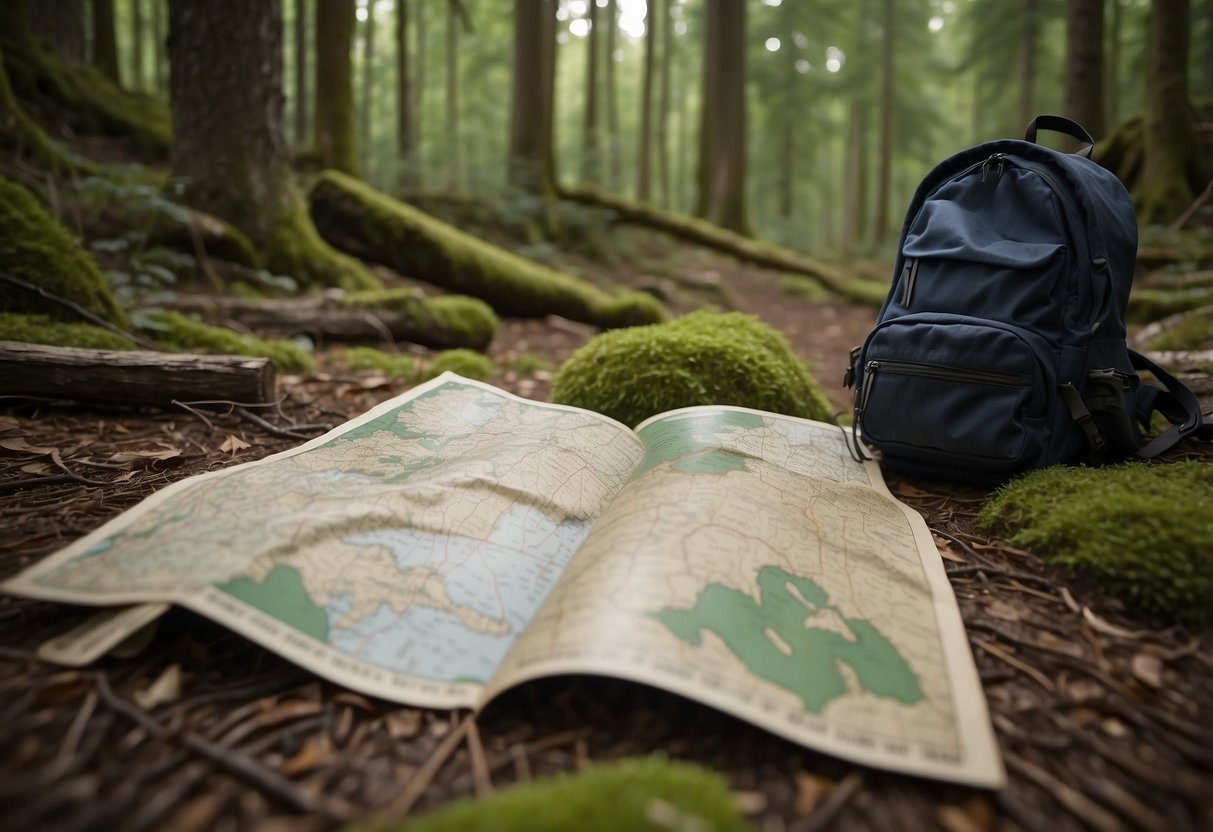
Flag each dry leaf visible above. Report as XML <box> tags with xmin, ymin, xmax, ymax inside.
<box><xmin>280</xmin><ymin>734</ymin><xmax>332</xmax><ymax>777</ymax></box>
<box><xmin>793</xmin><ymin>772</ymin><xmax>834</xmax><ymax>816</ymax></box>
<box><xmin>0</xmin><ymin>415</ymin><xmax>21</xmax><ymax>433</ymax></box>
<box><xmin>384</xmin><ymin>709</ymin><xmax>422</xmax><ymax>740</ymax></box>
<box><xmin>20</xmin><ymin>462</ymin><xmax>53</xmax><ymax>475</ymax></box>
<box><xmin>133</xmin><ymin>664</ymin><xmax>183</xmax><ymax>709</ymax></box>
<box><xmin>731</xmin><ymin>790</ymin><xmax>767</xmax><ymax>814</ymax></box>
<box><xmin>218</xmin><ymin>434</ymin><xmax>250</xmax><ymax>454</ymax></box>
<box><xmin>109</xmin><ymin>448</ymin><xmax>183</xmax><ymax>467</ymax></box>
<box><xmin>983</xmin><ymin>598</ymin><xmax>1022</xmax><ymax>623</ymax></box>
<box><xmin>1131</xmin><ymin>653</ymin><xmax>1164</xmax><ymax>689</ymax></box>
<box><xmin>0</xmin><ymin>437</ymin><xmax>58</xmax><ymax>456</ymax></box>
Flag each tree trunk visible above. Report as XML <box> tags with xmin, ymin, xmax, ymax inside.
<box><xmin>842</xmin><ymin>102</ymin><xmax>868</xmax><ymax>254</ymax></box>
<box><xmin>508</xmin><ymin>0</ymin><xmax>558</xmax><ymax>217</ymax></box>
<box><xmin>872</xmin><ymin>0</ymin><xmax>895</xmax><ymax>246</ymax></box>
<box><xmin>605</xmin><ymin>0</ymin><xmax>622</xmax><ymax>193</ymax></box>
<box><xmin>1204</xmin><ymin>0</ymin><xmax>1213</xmax><ymax>100</ymax></box>
<box><xmin>414</xmin><ymin>0</ymin><xmax>427</xmax><ymax>188</ymax></box>
<box><xmin>28</xmin><ymin>0</ymin><xmax>85</xmax><ymax>63</ymax></box>
<box><xmin>396</xmin><ymin>0</ymin><xmax>417</xmax><ymax>189</ymax></box>
<box><xmin>91</xmin><ymin>0</ymin><xmax>121</xmax><ymax>85</ymax></box>
<box><xmin>314</xmin><ymin>0</ymin><xmax>359</xmax><ymax>177</ymax></box>
<box><xmin>636</xmin><ymin>0</ymin><xmax>656</xmax><ymax>202</ymax></box>
<box><xmin>581</xmin><ymin>0</ymin><xmax>600</xmax><ymax>185</ymax></box>
<box><xmin>294</xmin><ymin>0</ymin><xmax>309</xmax><ymax>148</ymax></box>
<box><xmin>1106</xmin><ymin>0</ymin><xmax>1122</xmax><ymax>127</ymax></box>
<box><xmin>1064</xmin><ymin>0</ymin><xmax>1106</xmax><ymax>140</ymax></box>
<box><xmin>152</xmin><ymin>0</ymin><xmax>166</xmax><ymax>94</ymax></box>
<box><xmin>1017</xmin><ymin>0</ymin><xmax>1038</xmax><ymax>130</ymax></box>
<box><xmin>130</xmin><ymin>0</ymin><xmax>145</xmax><ymax>92</ymax></box>
<box><xmin>167</xmin><ymin>0</ymin><xmax>375</xmax><ymax>290</ymax></box>
<box><xmin>360</xmin><ymin>0</ymin><xmax>377</xmax><ymax>179</ymax></box>
<box><xmin>1139</xmin><ymin>0</ymin><xmax>1202</xmax><ymax>222</ymax></box>
<box><xmin>445</xmin><ymin>0</ymin><xmax>462</xmax><ymax>192</ymax></box>
<box><xmin>695</xmin><ymin>0</ymin><xmax>751</xmax><ymax>237</ymax></box>
<box><xmin>657</xmin><ymin>0</ymin><xmax>672</xmax><ymax>209</ymax></box>
<box><xmin>0</xmin><ymin>342</ymin><xmax>277</xmax><ymax>407</ymax></box>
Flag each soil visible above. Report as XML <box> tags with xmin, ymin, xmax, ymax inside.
<box><xmin>1</xmin><ymin>237</ymin><xmax>1211</xmax><ymax>832</ymax></box>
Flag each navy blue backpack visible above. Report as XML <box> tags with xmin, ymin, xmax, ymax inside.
<box><xmin>848</xmin><ymin>115</ymin><xmax>1210</xmax><ymax>482</ymax></box>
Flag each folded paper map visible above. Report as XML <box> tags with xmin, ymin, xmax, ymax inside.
<box><xmin>3</xmin><ymin>373</ymin><xmax>1004</xmax><ymax>787</ymax></box>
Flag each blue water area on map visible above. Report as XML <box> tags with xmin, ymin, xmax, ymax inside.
<box><xmin>329</xmin><ymin>505</ymin><xmax>590</xmax><ymax>681</ymax></box>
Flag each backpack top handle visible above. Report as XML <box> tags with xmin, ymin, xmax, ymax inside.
<box><xmin>1023</xmin><ymin>114</ymin><xmax>1096</xmax><ymax>160</ymax></box>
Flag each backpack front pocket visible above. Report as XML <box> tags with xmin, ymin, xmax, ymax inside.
<box><xmin>857</xmin><ymin>315</ymin><xmax>1056</xmax><ymax>474</ymax></box>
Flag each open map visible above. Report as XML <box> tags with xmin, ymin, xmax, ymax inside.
<box><xmin>3</xmin><ymin>373</ymin><xmax>1004</xmax><ymax>787</ymax></box>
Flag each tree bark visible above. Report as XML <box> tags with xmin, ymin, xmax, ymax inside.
<box><xmin>1017</xmin><ymin>0</ymin><xmax>1038</xmax><ymax>131</ymax></box>
<box><xmin>167</xmin><ymin>0</ymin><xmax>375</xmax><ymax>290</ymax></box>
<box><xmin>657</xmin><ymin>0</ymin><xmax>672</xmax><ymax>209</ymax></box>
<box><xmin>1106</xmin><ymin>0</ymin><xmax>1122</xmax><ymax>127</ymax></box>
<box><xmin>842</xmin><ymin>101</ymin><xmax>869</xmax><ymax>254</ymax></box>
<box><xmin>91</xmin><ymin>0</ymin><xmax>122</xmax><ymax>85</ymax></box>
<box><xmin>396</xmin><ymin>0</ymin><xmax>417</xmax><ymax>189</ymax></box>
<box><xmin>636</xmin><ymin>0</ymin><xmax>656</xmax><ymax>202</ymax></box>
<box><xmin>872</xmin><ymin>0</ymin><xmax>895</xmax><ymax>246</ymax></box>
<box><xmin>694</xmin><ymin>0</ymin><xmax>751</xmax><ymax>237</ymax></box>
<box><xmin>1064</xmin><ymin>0</ymin><xmax>1106</xmax><ymax>140</ymax></box>
<box><xmin>508</xmin><ymin>0</ymin><xmax>558</xmax><ymax>220</ymax></box>
<box><xmin>581</xmin><ymin>0</ymin><xmax>600</xmax><ymax>185</ymax></box>
<box><xmin>1140</xmin><ymin>0</ymin><xmax>1203</xmax><ymax>222</ymax></box>
<box><xmin>314</xmin><ymin>0</ymin><xmax>359</xmax><ymax>176</ymax></box>
<box><xmin>130</xmin><ymin>0</ymin><xmax>145</xmax><ymax>91</ymax></box>
<box><xmin>605</xmin><ymin>0</ymin><xmax>622</xmax><ymax>193</ymax></box>
<box><xmin>360</xmin><ymin>0</ymin><xmax>377</xmax><ymax>179</ymax></box>
<box><xmin>0</xmin><ymin>342</ymin><xmax>276</xmax><ymax>407</ymax></box>
<box><xmin>28</xmin><ymin>0</ymin><xmax>85</xmax><ymax>63</ymax></box>
<box><xmin>152</xmin><ymin>0</ymin><xmax>165</xmax><ymax>94</ymax></box>
<box><xmin>294</xmin><ymin>0</ymin><xmax>309</xmax><ymax>148</ymax></box>
<box><xmin>445</xmin><ymin>0</ymin><xmax>462</xmax><ymax>192</ymax></box>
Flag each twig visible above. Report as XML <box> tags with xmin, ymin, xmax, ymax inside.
<box><xmin>792</xmin><ymin>771</ymin><xmax>864</xmax><ymax>832</ymax></box>
<box><xmin>171</xmin><ymin>399</ymin><xmax>215</xmax><ymax>434</ymax></box>
<box><xmin>971</xmin><ymin>638</ymin><xmax>1056</xmax><ymax>692</ymax></box>
<box><xmin>1004</xmin><ymin>751</ymin><xmax>1126</xmax><ymax>832</ymax></box>
<box><xmin>1167</xmin><ymin>178</ymin><xmax>1213</xmax><ymax>233</ymax></box>
<box><xmin>379</xmin><ymin>712</ymin><xmax>473</xmax><ymax>820</ymax></box>
<box><xmin>234</xmin><ymin>406</ymin><xmax>313</xmax><ymax>441</ymax></box>
<box><xmin>0</xmin><ymin>270</ymin><xmax>158</xmax><ymax>350</ymax></box>
<box><xmin>466</xmin><ymin>717</ymin><xmax>494</xmax><ymax>798</ymax></box>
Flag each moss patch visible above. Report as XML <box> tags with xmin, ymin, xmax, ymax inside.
<box><xmin>343</xmin><ymin>347</ymin><xmax>494</xmax><ymax>383</ymax></box>
<box><xmin>778</xmin><ymin>274</ymin><xmax>830</xmax><ymax>301</ymax></box>
<box><xmin>979</xmin><ymin>462</ymin><xmax>1213</xmax><ymax>628</ymax></box>
<box><xmin>265</xmin><ymin>196</ymin><xmax>380</xmax><ymax>292</ymax></box>
<box><xmin>552</xmin><ymin>311</ymin><xmax>834</xmax><ymax>428</ymax></box>
<box><xmin>343</xmin><ymin>288</ymin><xmax>498</xmax><ymax>351</ymax></box>
<box><xmin>308</xmin><ymin>172</ymin><xmax>666</xmax><ymax>328</ymax></box>
<box><xmin>0</xmin><ymin>175</ymin><xmax>130</xmax><ymax>328</ymax></box>
<box><xmin>1127</xmin><ymin>288</ymin><xmax>1211</xmax><ymax>324</ymax></box>
<box><xmin>366</xmin><ymin>756</ymin><xmax>750</xmax><ymax>832</ymax></box>
<box><xmin>0</xmin><ymin>312</ymin><xmax>135</xmax><ymax>350</ymax></box>
<box><xmin>1142</xmin><ymin>308</ymin><xmax>1213</xmax><ymax>351</ymax></box>
<box><xmin>143</xmin><ymin>311</ymin><xmax>313</xmax><ymax>373</ymax></box>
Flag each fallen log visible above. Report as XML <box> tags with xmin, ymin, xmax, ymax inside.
<box><xmin>307</xmin><ymin>171</ymin><xmax>666</xmax><ymax>329</ymax></box>
<box><xmin>556</xmin><ymin>184</ymin><xmax>889</xmax><ymax>306</ymax></box>
<box><xmin>0</xmin><ymin>341</ymin><xmax>276</xmax><ymax>407</ymax></box>
<box><xmin>171</xmin><ymin>290</ymin><xmax>498</xmax><ymax>351</ymax></box>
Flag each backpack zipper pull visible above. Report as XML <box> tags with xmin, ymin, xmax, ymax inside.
<box><xmin>981</xmin><ymin>153</ymin><xmax>1007</xmax><ymax>182</ymax></box>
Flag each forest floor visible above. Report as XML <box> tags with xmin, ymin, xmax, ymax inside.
<box><xmin>1</xmin><ymin>218</ymin><xmax>1211</xmax><ymax>832</ymax></box>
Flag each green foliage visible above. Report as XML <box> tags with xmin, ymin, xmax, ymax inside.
<box><xmin>502</xmin><ymin>352</ymin><xmax>556</xmax><ymax>375</ymax></box>
<box><xmin>143</xmin><ymin>310</ymin><xmax>313</xmax><ymax>373</ymax></box>
<box><xmin>552</xmin><ymin>310</ymin><xmax>834</xmax><ymax>428</ymax></box>
<box><xmin>366</xmin><ymin>756</ymin><xmax>750</xmax><ymax>832</ymax></box>
<box><xmin>425</xmin><ymin>349</ymin><xmax>495</xmax><ymax>382</ymax></box>
<box><xmin>0</xmin><ymin>312</ymin><xmax>134</xmax><ymax>350</ymax></box>
<box><xmin>0</xmin><ymin>175</ymin><xmax>130</xmax><ymax>328</ymax></box>
<box><xmin>979</xmin><ymin>462</ymin><xmax>1213</xmax><ymax>628</ymax></box>
<box><xmin>307</xmin><ymin>172</ymin><xmax>667</xmax><ymax>328</ymax></box>
<box><xmin>343</xmin><ymin>346</ymin><xmax>494</xmax><ymax>383</ymax></box>
<box><xmin>342</xmin><ymin>288</ymin><xmax>499</xmax><ymax>351</ymax></box>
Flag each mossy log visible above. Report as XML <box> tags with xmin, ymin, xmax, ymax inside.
<box><xmin>556</xmin><ymin>184</ymin><xmax>889</xmax><ymax>306</ymax></box>
<box><xmin>307</xmin><ymin>171</ymin><xmax>666</xmax><ymax>328</ymax></box>
<box><xmin>0</xmin><ymin>341</ymin><xmax>276</xmax><ymax>407</ymax></box>
<box><xmin>172</xmin><ymin>290</ymin><xmax>498</xmax><ymax>351</ymax></box>
<box><xmin>1133</xmin><ymin>304</ymin><xmax>1213</xmax><ymax>351</ymax></box>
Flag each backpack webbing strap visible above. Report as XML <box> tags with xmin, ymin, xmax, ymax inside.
<box><xmin>1128</xmin><ymin>349</ymin><xmax>1213</xmax><ymax>458</ymax></box>
<box><xmin>1060</xmin><ymin>382</ymin><xmax>1106</xmax><ymax>453</ymax></box>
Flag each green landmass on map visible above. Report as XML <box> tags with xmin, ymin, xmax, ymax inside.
<box><xmin>218</xmin><ymin>564</ymin><xmax>330</xmax><ymax>641</ymax></box>
<box><xmin>655</xmin><ymin>566</ymin><xmax>922</xmax><ymax>713</ymax></box>
<box><xmin>632</xmin><ymin>411</ymin><xmax>765</xmax><ymax>478</ymax></box>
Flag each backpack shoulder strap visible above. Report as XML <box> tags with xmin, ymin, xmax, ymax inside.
<box><xmin>1128</xmin><ymin>348</ymin><xmax>1213</xmax><ymax>457</ymax></box>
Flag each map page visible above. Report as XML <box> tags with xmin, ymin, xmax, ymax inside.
<box><xmin>483</xmin><ymin>406</ymin><xmax>1005</xmax><ymax>787</ymax></box>
<box><xmin>3</xmin><ymin>374</ymin><xmax>644</xmax><ymax>708</ymax></box>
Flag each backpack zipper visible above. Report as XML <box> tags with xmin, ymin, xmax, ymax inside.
<box><xmin>862</xmin><ymin>359</ymin><xmax>1024</xmax><ymax>412</ymax></box>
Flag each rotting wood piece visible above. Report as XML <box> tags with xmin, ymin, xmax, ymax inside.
<box><xmin>170</xmin><ymin>293</ymin><xmax>490</xmax><ymax>350</ymax></box>
<box><xmin>0</xmin><ymin>341</ymin><xmax>276</xmax><ymax>407</ymax></box>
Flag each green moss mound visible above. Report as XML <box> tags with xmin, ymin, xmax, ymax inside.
<box><xmin>552</xmin><ymin>311</ymin><xmax>834</xmax><ymax>428</ymax></box>
<box><xmin>778</xmin><ymin>274</ymin><xmax>830</xmax><ymax>301</ymax></box>
<box><xmin>266</xmin><ymin>197</ymin><xmax>380</xmax><ymax>291</ymax></box>
<box><xmin>0</xmin><ymin>312</ymin><xmax>134</xmax><ymax>350</ymax></box>
<box><xmin>0</xmin><ymin>176</ymin><xmax>130</xmax><ymax>328</ymax></box>
<box><xmin>308</xmin><ymin>172</ymin><xmax>666</xmax><ymax>328</ymax></box>
<box><xmin>144</xmin><ymin>311</ymin><xmax>313</xmax><ymax>373</ymax></box>
<box><xmin>979</xmin><ymin>462</ymin><xmax>1213</xmax><ymax>628</ymax></box>
<box><xmin>343</xmin><ymin>288</ymin><xmax>499</xmax><ymax>351</ymax></box>
<box><xmin>344</xmin><ymin>346</ymin><xmax>494</xmax><ymax>384</ymax></box>
<box><xmin>374</xmin><ymin>756</ymin><xmax>749</xmax><ymax>832</ymax></box>
<box><xmin>425</xmin><ymin>349</ymin><xmax>494</xmax><ymax>382</ymax></box>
